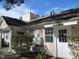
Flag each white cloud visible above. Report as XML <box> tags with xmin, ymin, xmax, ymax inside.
<box><xmin>0</xmin><ymin>4</ymin><xmax>38</xmax><ymax>19</ymax></box>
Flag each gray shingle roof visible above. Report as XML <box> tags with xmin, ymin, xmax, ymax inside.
<box><xmin>29</xmin><ymin>12</ymin><xmax>78</xmax><ymax>25</ymax></box>
<box><xmin>1</xmin><ymin>8</ymin><xmax>79</xmax><ymax>26</ymax></box>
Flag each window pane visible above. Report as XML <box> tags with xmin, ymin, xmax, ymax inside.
<box><xmin>63</xmin><ymin>29</ymin><xmax>66</xmax><ymax>33</ymax></box>
<box><xmin>45</xmin><ymin>27</ymin><xmax>53</xmax><ymax>42</ymax></box>
<box><xmin>45</xmin><ymin>28</ymin><xmax>53</xmax><ymax>35</ymax></box>
<box><xmin>51</xmin><ymin>32</ymin><xmax>53</xmax><ymax>34</ymax></box>
<box><xmin>45</xmin><ymin>36</ymin><xmax>53</xmax><ymax>42</ymax></box>
<box><xmin>65</xmin><ymin>36</ymin><xmax>67</xmax><ymax>42</ymax></box>
<box><xmin>59</xmin><ymin>29</ymin><xmax>67</xmax><ymax>42</ymax></box>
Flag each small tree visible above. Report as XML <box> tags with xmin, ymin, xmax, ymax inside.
<box><xmin>11</xmin><ymin>34</ymin><xmax>33</xmax><ymax>54</ymax></box>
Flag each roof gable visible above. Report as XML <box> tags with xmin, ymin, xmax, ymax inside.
<box><xmin>2</xmin><ymin>16</ymin><xmax>26</xmax><ymax>26</ymax></box>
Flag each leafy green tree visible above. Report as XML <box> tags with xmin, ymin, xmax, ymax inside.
<box><xmin>0</xmin><ymin>0</ymin><xmax>24</xmax><ymax>10</ymax></box>
<box><xmin>12</xmin><ymin>34</ymin><xmax>33</xmax><ymax>54</ymax></box>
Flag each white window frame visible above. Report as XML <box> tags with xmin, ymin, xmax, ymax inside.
<box><xmin>59</xmin><ymin>29</ymin><xmax>67</xmax><ymax>42</ymax></box>
<box><xmin>45</xmin><ymin>27</ymin><xmax>53</xmax><ymax>42</ymax></box>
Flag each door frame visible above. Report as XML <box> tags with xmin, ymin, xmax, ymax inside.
<box><xmin>55</xmin><ymin>25</ymin><xmax>72</xmax><ymax>58</ymax></box>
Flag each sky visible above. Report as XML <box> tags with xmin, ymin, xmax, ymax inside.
<box><xmin>0</xmin><ymin>0</ymin><xmax>79</xmax><ymax>18</ymax></box>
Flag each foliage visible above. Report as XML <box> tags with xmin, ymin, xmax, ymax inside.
<box><xmin>34</xmin><ymin>38</ymin><xmax>48</xmax><ymax>59</ymax></box>
<box><xmin>67</xmin><ymin>36</ymin><xmax>79</xmax><ymax>59</ymax></box>
<box><xmin>0</xmin><ymin>0</ymin><xmax>24</xmax><ymax>10</ymax></box>
<box><xmin>67</xmin><ymin>36</ymin><xmax>79</xmax><ymax>41</ymax></box>
<box><xmin>11</xmin><ymin>34</ymin><xmax>33</xmax><ymax>54</ymax></box>
<box><xmin>35</xmin><ymin>53</ymin><xmax>46</xmax><ymax>59</ymax></box>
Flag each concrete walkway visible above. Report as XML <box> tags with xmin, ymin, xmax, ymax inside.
<box><xmin>0</xmin><ymin>48</ymin><xmax>24</xmax><ymax>59</ymax></box>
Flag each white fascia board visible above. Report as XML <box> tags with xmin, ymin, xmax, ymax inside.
<box><xmin>44</xmin><ymin>24</ymin><xmax>55</xmax><ymax>28</ymax></box>
<box><xmin>63</xmin><ymin>21</ymin><xmax>77</xmax><ymax>26</ymax></box>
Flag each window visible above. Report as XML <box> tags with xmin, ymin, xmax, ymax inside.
<box><xmin>59</xmin><ymin>29</ymin><xmax>67</xmax><ymax>42</ymax></box>
<box><xmin>45</xmin><ymin>28</ymin><xmax>53</xmax><ymax>42</ymax></box>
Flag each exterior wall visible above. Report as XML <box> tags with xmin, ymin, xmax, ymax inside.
<box><xmin>43</xmin><ymin>25</ymin><xmax>72</xmax><ymax>58</ymax></box>
<box><xmin>0</xmin><ymin>30</ymin><xmax>12</xmax><ymax>51</ymax></box>
<box><xmin>2</xmin><ymin>31</ymin><xmax>12</xmax><ymax>51</ymax></box>
<box><xmin>71</xmin><ymin>24</ymin><xmax>79</xmax><ymax>36</ymax></box>
<box><xmin>33</xmin><ymin>22</ymin><xmax>73</xmax><ymax>59</ymax></box>
<box><xmin>8</xmin><ymin>30</ymin><xmax>12</xmax><ymax>51</ymax></box>
<box><xmin>0</xmin><ymin>18</ymin><xmax>10</xmax><ymax>45</ymax></box>
<box><xmin>2</xmin><ymin>31</ymin><xmax>10</xmax><ymax>44</ymax></box>
<box><xmin>0</xmin><ymin>18</ymin><xmax>10</xmax><ymax>48</ymax></box>
<box><xmin>0</xmin><ymin>18</ymin><xmax>8</xmax><ymax>29</ymax></box>
<box><xmin>44</xmin><ymin>38</ymin><xmax>55</xmax><ymax>56</ymax></box>
<box><xmin>43</xmin><ymin>20</ymin><xmax>78</xmax><ymax>58</ymax></box>
<box><xmin>33</xmin><ymin>27</ymin><xmax>55</xmax><ymax>56</ymax></box>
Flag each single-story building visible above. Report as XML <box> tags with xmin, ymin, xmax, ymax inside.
<box><xmin>0</xmin><ymin>8</ymin><xmax>79</xmax><ymax>59</ymax></box>
<box><xmin>26</xmin><ymin>8</ymin><xmax>79</xmax><ymax>59</ymax></box>
<box><xmin>0</xmin><ymin>16</ymin><xmax>26</xmax><ymax>51</ymax></box>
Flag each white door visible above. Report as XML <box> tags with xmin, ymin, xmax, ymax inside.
<box><xmin>55</xmin><ymin>26</ymin><xmax>72</xmax><ymax>59</ymax></box>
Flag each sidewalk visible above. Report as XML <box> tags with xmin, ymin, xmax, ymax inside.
<box><xmin>0</xmin><ymin>48</ymin><xmax>22</xmax><ymax>59</ymax></box>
